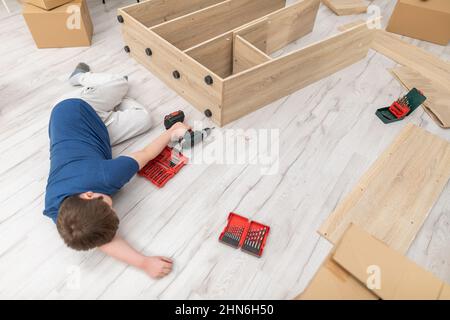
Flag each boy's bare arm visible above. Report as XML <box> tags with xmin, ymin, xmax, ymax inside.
<box><xmin>129</xmin><ymin>122</ymin><xmax>190</xmax><ymax>169</ymax></box>
<box><xmin>99</xmin><ymin>236</ymin><xmax>173</xmax><ymax>279</ymax></box>
<box><xmin>104</xmin><ymin>124</ymin><xmax>189</xmax><ymax>277</ymax></box>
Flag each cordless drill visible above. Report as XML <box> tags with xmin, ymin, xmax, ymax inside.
<box><xmin>164</xmin><ymin>110</ymin><xmax>185</xmax><ymax>130</ymax></box>
<box><xmin>179</xmin><ymin>128</ymin><xmax>214</xmax><ymax>149</ymax></box>
<box><xmin>164</xmin><ymin>110</ymin><xmax>214</xmax><ymax>149</ymax></box>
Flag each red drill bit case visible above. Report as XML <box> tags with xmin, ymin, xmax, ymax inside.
<box><xmin>219</xmin><ymin>212</ymin><xmax>270</xmax><ymax>257</ymax></box>
<box><xmin>219</xmin><ymin>213</ymin><xmax>251</xmax><ymax>249</ymax></box>
<box><xmin>138</xmin><ymin>146</ymin><xmax>188</xmax><ymax>188</ymax></box>
<box><xmin>389</xmin><ymin>100</ymin><xmax>410</xmax><ymax>119</ymax></box>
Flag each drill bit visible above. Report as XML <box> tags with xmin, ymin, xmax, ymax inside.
<box><xmin>221</xmin><ymin>226</ymin><xmax>240</xmax><ymax>248</ymax></box>
<box><xmin>256</xmin><ymin>228</ymin><xmax>267</xmax><ymax>251</ymax></box>
<box><xmin>242</xmin><ymin>227</ymin><xmax>267</xmax><ymax>256</ymax></box>
<box><xmin>254</xmin><ymin>229</ymin><xmax>263</xmax><ymax>249</ymax></box>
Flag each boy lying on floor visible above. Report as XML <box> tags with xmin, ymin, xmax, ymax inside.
<box><xmin>44</xmin><ymin>63</ymin><xmax>190</xmax><ymax>279</ymax></box>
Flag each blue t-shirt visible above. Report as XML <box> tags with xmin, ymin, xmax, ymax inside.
<box><xmin>44</xmin><ymin>99</ymin><xmax>139</xmax><ymax>223</ymax></box>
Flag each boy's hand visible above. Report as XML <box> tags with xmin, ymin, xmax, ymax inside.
<box><xmin>99</xmin><ymin>237</ymin><xmax>174</xmax><ymax>280</ymax></box>
<box><xmin>169</xmin><ymin>122</ymin><xmax>191</xmax><ymax>141</ymax></box>
<box><xmin>130</xmin><ymin>122</ymin><xmax>191</xmax><ymax>170</ymax></box>
<box><xmin>141</xmin><ymin>256</ymin><xmax>174</xmax><ymax>279</ymax></box>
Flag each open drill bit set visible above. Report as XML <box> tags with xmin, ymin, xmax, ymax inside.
<box><xmin>376</xmin><ymin>87</ymin><xmax>427</xmax><ymax>124</ymax></box>
<box><xmin>138</xmin><ymin>146</ymin><xmax>188</xmax><ymax>188</ymax></box>
<box><xmin>219</xmin><ymin>213</ymin><xmax>270</xmax><ymax>257</ymax></box>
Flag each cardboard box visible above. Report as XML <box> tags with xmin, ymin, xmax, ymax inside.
<box><xmin>439</xmin><ymin>284</ymin><xmax>450</xmax><ymax>300</ymax></box>
<box><xmin>24</xmin><ymin>0</ymin><xmax>72</xmax><ymax>10</ymax></box>
<box><xmin>333</xmin><ymin>224</ymin><xmax>448</xmax><ymax>300</ymax></box>
<box><xmin>295</xmin><ymin>256</ymin><xmax>378</xmax><ymax>300</ymax></box>
<box><xmin>387</xmin><ymin>0</ymin><xmax>450</xmax><ymax>45</ymax></box>
<box><xmin>298</xmin><ymin>224</ymin><xmax>450</xmax><ymax>300</ymax></box>
<box><xmin>22</xmin><ymin>0</ymin><xmax>93</xmax><ymax>48</ymax></box>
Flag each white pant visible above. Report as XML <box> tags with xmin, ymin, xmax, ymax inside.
<box><xmin>56</xmin><ymin>72</ymin><xmax>152</xmax><ymax>146</ymax></box>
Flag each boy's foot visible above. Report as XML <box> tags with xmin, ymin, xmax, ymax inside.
<box><xmin>69</xmin><ymin>62</ymin><xmax>90</xmax><ymax>86</ymax></box>
<box><xmin>141</xmin><ymin>256</ymin><xmax>173</xmax><ymax>279</ymax></box>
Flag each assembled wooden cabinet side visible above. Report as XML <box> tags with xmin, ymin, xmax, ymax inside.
<box><xmin>122</xmin><ymin>0</ymin><xmax>225</xmax><ymax>28</ymax></box>
<box><xmin>151</xmin><ymin>0</ymin><xmax>286</xmax><ymax>51</ymax></box>
<box><xmin>185</xmin><ymin>33</ymin><xmax>235</xmax><ymax>79</ymax></box>
<box><xmin>118</xmin><ymin>0</ymin><xmax>374</xmax><ymax>126</ymax></box>
<box><xmin>118</xmin><ymin>8</ymin><xmax>225</xmax><ymax>125</ymax></box>
<box><xmin>233</xmin><ymin>0</ymin><xmax>321</xmax><ymax>55</ymax></box>
<box><xmin>222</xmin><ymin>23</ymin><xmax>374</xmax><ymax>125</ymax></box>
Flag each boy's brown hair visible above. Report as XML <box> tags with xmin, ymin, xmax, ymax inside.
<box><xmin>57</xmin><ymin>195</ymin><xmax>119</xmax><ymax>251</ymax></box>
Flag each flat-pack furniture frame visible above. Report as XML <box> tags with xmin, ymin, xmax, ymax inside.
<box><xmin>118</xmin><ymin>0</ymin><xmax>374</xmax><ymax>126</ymax></box>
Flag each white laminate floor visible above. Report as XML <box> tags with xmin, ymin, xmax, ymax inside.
<box><xmin>0</xmin><ymin>0</ymin><xmax>449</xmax><ymax>300</ymax></box>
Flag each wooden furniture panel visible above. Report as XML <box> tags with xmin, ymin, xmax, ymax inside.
<box><xmin>299</xmin><ymin>125</ymin><xmax>450</xmax><ymax>300</ymax></box>
<box><xmin>233</xmin><ymin>18</ymin><xmax>268</xmax><ymax>53</ymax></box>
<box><xmin>151</xmin><ymin>0</ymin><xmax>286</xmax><ymax>50</ymax></box>
<box><xmin>337</xmin><ymin>19</ymin><xmax>367</xmax><ymax>32</ymax></box>
<box><xmin>185</xmin><ymin>33</ymin><xmax>234</xmax><ymax>79</ymax></box>
<box><xmin>333</xmin><ymin>224</ymin><xmax>446</xmax><ymax>300</ymax></box>
<box><xmin>232</xmin><ymin>36</ymin><xmax>270</xmax><ymax>74</ymax></box>
<box><xmin>322</xmin><ymin>0</ymin><xmax>368</xmax><ymax>16</ymax></box>
<box><xmin>264</xmin><ymin>0</ymin><xmax>319</xmax><ymax>54</ymax></box>
<box><xmin>390</xmin><ymin>66</ymin><xmax>450</xmax><ymax>129</ymax></box>
<box><xmin>121</xmin><ymin>0</ymin><xmax>225</xmax><ymax>28</ymax></box>
<box><xmin>234</xmin><ymin>0</ymin><xmax>320</xmax><ymax>54</ymax></box>
<box><xmin>338</xmin><ymin>20</ymin><xmax>450</xmax><ymax>128</ymax></box>
<box><xmin>319</xmin><ymin>124</ymin><xmax>450</xmax><ymax>252</ymax></box>
<box><xmin>221</xmin><ymin>23</ymin><xmax>373</xmax><ymax>125</ymax></box>
<box><xmin>183</xmin><ymin>0</ymin><xmax>319</xmax><ymax>79</ymax></box>
<box><xmin>118</xmin><ymin>0</ymin><xmax>376</xmax><ymax>126</ymax></box>
<box><xmin>372</xmin><ymin>30</ymin><xmax>450</xmax><ymax>90</ymax></box>
<box><xmin>119</xmin><ymin>12</ymin><xmax>224</xmax><ymax>125</ymax></box>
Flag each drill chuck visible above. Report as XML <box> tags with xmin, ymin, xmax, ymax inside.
<box><xmin>180</xmin><ymin>128</ymin><xmax>214</xmax><ymax>149</ymax></box>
